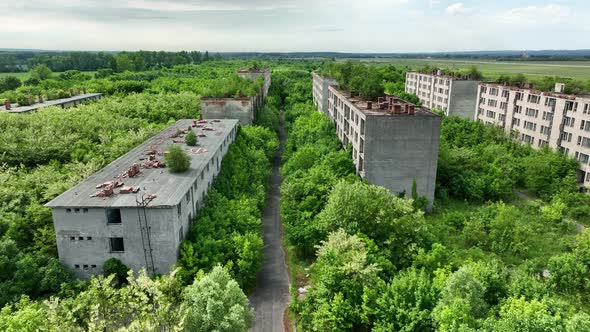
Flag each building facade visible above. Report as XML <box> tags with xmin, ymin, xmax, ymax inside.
<box><xmin>312</xmin><ymin>72</ymin><xmax>339</xmax><ymax>115</ymax></box>
<box><xmin>201</xmin><ymin>68</ymin><xmax>271</xmax><ymax>125</ymax></box>
<box><xmin>405</xmin><ymin>71</ymin><xmax>479</xmax><ymax>119</ymax></box>
<box><xmin>237</xmin><ymin>67</ymin><xmax>272</xmax><ymax>97</ymax></box>
<box><xmin>476</xmin><ymin>83</ymin><xmax>590</xmax><ymax>189</ymax></box>
<box><xmin>313</xmin><ymin>73</ymin><xmax>441</xmax><ymax>206</ymax></box>
<box><xmin>46</xmin><ymin>119</ymin><xmax>239</xmax><ymax>278</ymax></box>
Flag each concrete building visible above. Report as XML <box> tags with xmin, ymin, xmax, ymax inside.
<box><xmin>46</xmin><ymin>119</ymin><xmax>239</xmax><ymax>278</ymax></box>
<box><xmin>476</xmin><ymin>82</ymin><xmax>590</xmax><ymax>190</ymax></box>
<box><xmin>312</xmin><ymin>72</ymin><xmax>339</xmax><ymax>115</ymax></box>
<box><xmin>202</xmin><ymin>68</ymin><xmax>271</xmax><ymax>126</ymax></box>
<box><xmin>237</xmin><ymin>67</ymin><xmax>272</xmax><ymax>98</ymax></box>
<box><xmin>1</xmin><ymin>93</ymin><xmax>102</xmax><ymax>113</ymax></box>
<box><xmin>405</xmin><ymin>71</ymin><xmax>479</xmax><ymax>119</ymax></box>
<box><xmin>312</xmin><ymin>73</ymin><xmax>441</xmax><ymax>205</ymax></box>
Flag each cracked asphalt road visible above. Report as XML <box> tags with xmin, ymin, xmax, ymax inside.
<box><xmin>249</xmin><ymin>111</ymin><xmax>290</xmax><ymax>332</ymax></box>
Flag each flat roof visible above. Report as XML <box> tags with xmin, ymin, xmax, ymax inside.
<box><xmin>479</xmin><ymin>82</ymin><xmax>590</xmax><ymax>100</ymax></box>
<box><xmin>46</xmin><ymin>119</ymin><xmax>239</xmax><ymax>209</ymax></box>
<box><xmin>329</xmin><ymin>86</ymin><xmax>439</xmax><ymax>117</ymax></box>
<box><xmin>0</xmin><ymin>93</ymin><xmax>102</xmax><ymax>113</ymax></box>
<box><xmin>408</xmin><ymin>71</ymin><xmax>478</xmax><ymax>81</ymax></box>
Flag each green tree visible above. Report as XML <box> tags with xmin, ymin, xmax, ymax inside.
<box><xmin>102</xmin><ymin>258</ymin><xmax>130</xmax><ymax>285</ymax></box>
<box><xmin>483</xmin><ymin>297</ymin><xmax>565</xmax><ymax>332</ymax></box>
<box><xmin>165</xmin><ymin>145</ymin><xmax>191</xmax><ymax>173</ymax></box>
<box><xmin>29</xmin><ymin>64</ymin><xmax>53</xmax><ymax>80</ymax></box>
<box><xmin>185</xmin><ymin>131</ymin><xmax>197</xmax><ymax>146</ymax></box>
<box><xmin>0</xmin><ymin>76</ymin><xmax>22</xmax><ymax>92</ymax></box>
<box><xmin>370</xmin><ymin>268</ymin><xmax>440</xmax><ymax>332</ymax></box>
<box><xmin>183</xmin><ymin>266</ymin><xmax>253</xmax><ymax>332</ymax></box>
<box><xmin>297</xmin><ymin>230</ymin><xmax>381</xmax><ymax>331</ymax></box>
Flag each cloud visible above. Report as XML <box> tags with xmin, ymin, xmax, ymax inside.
<box><xmin>498</xmin><ymin>4</ymin><xmax>573</xmax><ymax>25</ymax></box>
<box><xmin>446</xmin><ymin>2</ymin><xmax>468</xmax><ymax>15</ymax></box>
<box><xmin>429</xmin><ymin>0</ymin><xmax>440</xmax><ymax>8</ymax></box>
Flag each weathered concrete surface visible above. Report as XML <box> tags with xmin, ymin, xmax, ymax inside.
<box><xmin>249</xmin><ymin>111</ymin><xmax>290</xmax><ymax>332</ymax></box>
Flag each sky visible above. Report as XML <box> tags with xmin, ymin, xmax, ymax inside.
<box><xmin>1</xmin><ymin>0</ymin><xmax>589</xmax><ymax>52</ymax></box>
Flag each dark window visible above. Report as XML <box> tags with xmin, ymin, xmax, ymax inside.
<box><xmin>74</xmin><ymin>264</ymin><xmax>80</xmax><ymax>269</ymax></box>
<box><xmin>83</xmin><ymin>208</ymin><xmax>88</xmax><ymax>213</ymax></box>
<box><xmin>78</xmin><ymin>236</ymin><xmax>84</xmax><ymax>241</ymax></box>
<box><xmin>66</xmin><ymin>208</ymin><xmax>72</xmax><ymax>213</ymax></box>
<box><xmin>106</xmin><ymin>209</ymin><xmax>122</xmax><ymax>224</ymax></box>
<box><xmin>179</xmin><ymin>225</ymin><xmax>184</xmax><ymax>242</ymax></box>
<box><xmin>109</xmin><ymin>237</ymin><xmax>125</xmax><ymax>252</ymax></box>
<box><xmin>83</xmin><ymin>264</ymin><xmax>89</xmax><ymax>270</ymax></box>
<box><xmin>177</xmin><ymin>203</ymin><xmax>182</xmax><ymax>216</ymax></box>
<box><xmin>91</xmin><ymin>264</ymin><xmax>97</xmax><ymax>268</ymax></box>
<box><xmin>70</xmin><ymin>236</ymin><xmax>75</xmax><ymax>241</ymax></box>
<box><xmin>87</xmin><ymin>236</ymin><xmax>92</xmax><ymax>240</ymax></box>
<box><xmin>74</xmin><ymin>208</ymin><xmax>80</xmax><ymax>213</ymax></box>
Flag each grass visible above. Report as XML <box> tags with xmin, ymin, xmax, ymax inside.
<box><xmin>427</xmin><ymin>197</ymin><xmax>579</xmax><ymax>267</ymax></box>
<box><xmin>0</xmin><ymin>71</ymin><xmax>97</xmax><ymax>80</ymax></box>
<box><xmin>343</xmin><ymin>58</ymin><xmax>590</xmax><ymax>80</ymax></box>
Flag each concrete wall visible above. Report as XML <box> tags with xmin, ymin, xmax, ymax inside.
<box><xmin>201</xmin><ymin>98</ymin><xmax>254</xmax><ymax>125</ymax></box>
<box><xmin>449</xmin><ymin>80</ymin><xmax>479</xmax><ymax>119</ymax></box>
<box><xmin>363</xmin><ymin>115</ymin><xmax>441</xmax><ymax>205</ymax></box>
<box><xmin>52</xmin><ymin>206</ymin><xmax>179</xmax><ymax>278</ymax></box>
<box><xmin>237</xmin><ymin>69</ymin><xmax>271</xmax><ymax>97</ymax></box>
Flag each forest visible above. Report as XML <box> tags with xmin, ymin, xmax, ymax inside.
<box><xmin>0</xmin><ymin>50</ymin><xmax>222</xmax><ymax>73</ymax></box>
<box><xmin>278</xmin><ymin>63</ymin><xmax>590</xmax><ymax>331</ymax></box>
<box><xmin>0</xmin><ymin>58</ymin><xmax>589</xmax><ymax>331</ymax></box>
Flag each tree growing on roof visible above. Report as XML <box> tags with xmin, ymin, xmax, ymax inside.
<box><xmin>165</xmin><ymin>145</ymin><xmax>191</xmax><ymax>173</ymax></box>
<box><xmin>185</xmin><ymin>131</ymin><xmax>197</xmax><ymax>146</ymax></box>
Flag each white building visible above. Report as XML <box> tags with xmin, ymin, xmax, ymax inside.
<box><xmin>476</xmin><ymin>82</ymin><xmax>590</xmax><ymax>190</ymax></box>
<box><xmin>405</xmin><ymin>71</ymin><xmax>479</xmax><ymax>119</ymax></box>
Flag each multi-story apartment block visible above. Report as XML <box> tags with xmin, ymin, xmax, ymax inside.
<box><xmin>313</xmin><ymin>73</ymin><xmax>441</xmax><ymax>206</ymax></box>
<box><xmin>476</xmin><ymin>82</ymin><xmax>590</xmax><ymax>189</ymax></box>
<box><xmin>312</xmin><ymin>72</ymin><xmax>339</xmax><ymax>115</ymax></box>
<box><xmin>46</xmin><ymin>119</ymin><xmax>239</xmax><ymax>278</ymax></box>
<box><xmin>405</xmin><ymin>71</ymin><xmax>479</xmax><ymax>119</ymax></box>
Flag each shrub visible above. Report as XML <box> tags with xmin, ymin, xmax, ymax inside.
<box><xmin>185</xmin><ymin>131</ymin><xmax>197</xmax><ymax>146</ymax></box>
<box><xmin>165</xmin><ymin>145</ymin><xmax>191</xmax><ymax>173</ymax></box>
<box><xmin>102</xmin><ymin>258</ymin><xmax>130</xmax><ymax>285</ymax></box>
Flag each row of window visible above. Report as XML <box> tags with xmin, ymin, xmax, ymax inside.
<box><xmin>66</xmin><ymin>208</ymin><xmax>89</xmax><ymax>213</ymax></box>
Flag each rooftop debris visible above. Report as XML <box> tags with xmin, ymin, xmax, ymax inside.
<box><xmin>120</xmin><ymin>186</ymin><xmax>140</xmax><ymax>194</ymax></box>
<box><xmin>191</xmin><ymin>147</ymin><xmax>209</xmax><ymax>154</ymax></box>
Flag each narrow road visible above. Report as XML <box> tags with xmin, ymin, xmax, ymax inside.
<box><xmin>249</xmin><ymin>111</ymin><xmax>290</xmax><ymax>332</ymax></box>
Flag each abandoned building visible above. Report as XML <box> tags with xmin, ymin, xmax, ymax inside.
<box><xmin>201</xmin><ymin>68</ymin><xmax>271</xmax><ymax>125</ymax></box>
<box><xmin>405</xmin><ymin>70</ymin><xmax>479</xmax><ymax>119</ymax></box>
<box><xmin>313</xmin><ymin>73</ymin><xmax>441</xmax><ymax>206</ymax></box>
<box><xmin>45</xmin><ymin>119</ymin><xmax>239</xmax><ymax>278</ymax></box>
<box><xmin>1</xmin><ymin>93</ymin><xmax>102</xmax><ymax>113</ymax></box>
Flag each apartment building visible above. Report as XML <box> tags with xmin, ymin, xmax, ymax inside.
<box><xmin>312</xmin><ymin>73</ymin><xmax>441</xmax><ymax>206</ymax></box>
<box><xmin>312</xmin><ymin>72</ymin><xmax>339</xmax><ymax>115</ymax></box>
<box><xmin>476</xmin><ymin>82</ymin><xmax>590</xmax><ymax>189</ymax></box>
<box><xmin>405</xmin><ymin>71</ymin><xmax>479</xmax><ymax>119</ymax></box>
<box><xmin>46</xmin><ymin>119</ymin><xmax>239</xmax><ymax>278</ymax></box>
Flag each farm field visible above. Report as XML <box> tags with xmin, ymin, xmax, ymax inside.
<box><xmin>348</xmin><ymin>58</ymin><xmax>590</xmax><ymax>80</ymax></box>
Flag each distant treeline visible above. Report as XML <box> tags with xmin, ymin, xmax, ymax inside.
<box><xmin>0</xmin><ymin>50</ymin><xmax>222</xmax><ymax>73</ymax></box>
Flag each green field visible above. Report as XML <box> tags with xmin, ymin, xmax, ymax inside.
<box><xmin>347</xmin><ymin>58</ymin><xmax>590</xmax><ymax>80</ymax></box>
<box><xmin>0</xmin><ymin>71</ymin><xmax>96</xmax><ymax>80</ymax></box>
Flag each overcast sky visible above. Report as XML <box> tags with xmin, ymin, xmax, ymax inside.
<box><xmin>1</xmin><ymin>0</ymin><xmax>588</xmax><ymax>52</ymax></box>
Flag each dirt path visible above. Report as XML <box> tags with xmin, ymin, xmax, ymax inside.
<box><xmin>249</xmin><ymin>111</ymin><xmax>290</xmax><ymax>332</ymax></box>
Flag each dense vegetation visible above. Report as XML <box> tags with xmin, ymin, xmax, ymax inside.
<box><xmin>0</xmin><ymin>50</ymin><xmax>221</xmax><ymax>73</ymax></box>
<box><xmin>319</xmin><ymin>61</ymin><xmax>421</xmax><ymax>104</ymax></box>
<box><xmin>0</xmin><ymin>60</ymin><xmax>279</xmax><ymax>330</ymax></box>
<box><xmin>0</xmin><ymin>62</ymin><xmax>264</xmax><ymax>109</ymax></box>
<box><xmin>278</xmin><ymin>63</ymin><xmax>590</xmax><ymax>331</ymax></box>
<box><xmin>1</xmin><ymin>57</ymin><xmax>590</xmax><ymax>331</ymax></box>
